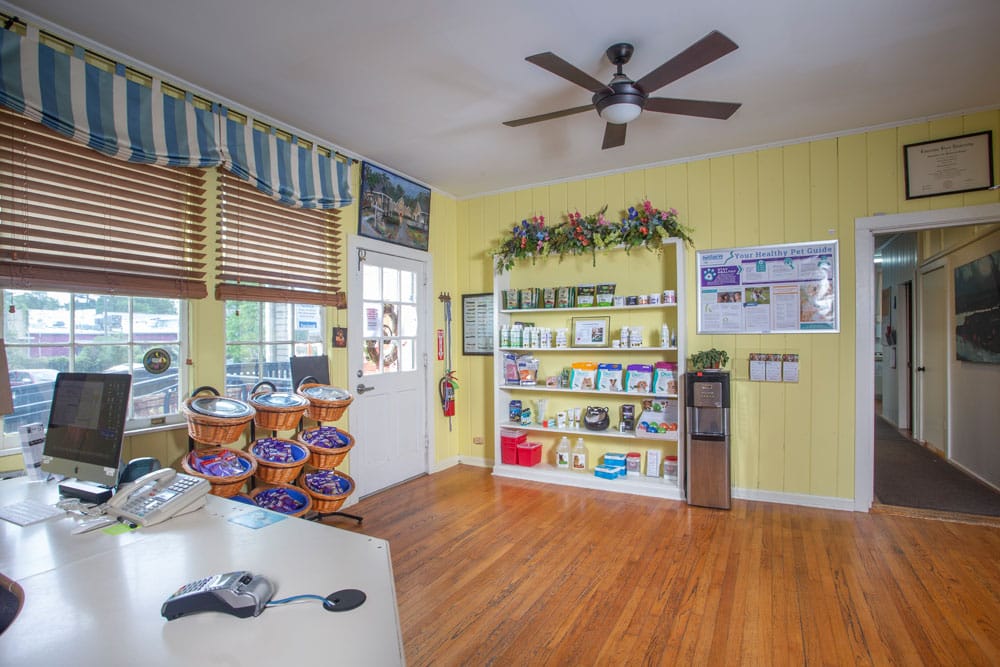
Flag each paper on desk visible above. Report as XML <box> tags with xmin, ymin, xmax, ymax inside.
<box><xmin>228</xmin><ymin>509</ymin><xmax>286</xmax><ymax>529</ymax></box>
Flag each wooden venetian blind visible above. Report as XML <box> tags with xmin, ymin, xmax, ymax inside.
<box><xmin>0</xmin><ymin>106</ymin><xmax>208</xmax><ymax>299</ymax></box>
<box><xmin>215</xmin><ymin>170</ymin><xmax>343</xmax><ymax>306</ymax></box>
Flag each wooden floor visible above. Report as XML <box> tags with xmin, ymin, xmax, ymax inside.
<box><xmin>332</xmin><ymin>465</ymin><xmax>1000</xmax><ymax>666</ymax></box>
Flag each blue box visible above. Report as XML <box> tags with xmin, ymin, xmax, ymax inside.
<box><xmin>594</xmin><ymin>465</ymin><xmax>621</xmax><ymax>480</ymax></box>
<box><xmin>604</xmin><ymin>453</ymin><xmax>627</xmax><ymax>468</ymax></box>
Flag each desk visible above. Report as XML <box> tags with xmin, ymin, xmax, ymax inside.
<box><xmin>0</xmin><ymin>478</ymin><xmax>405</xmax><ymax>666</ymax></box>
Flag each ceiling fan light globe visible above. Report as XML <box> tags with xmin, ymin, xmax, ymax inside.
<box><xmin>599</xmin><ymin>102</ymin><xmax>642</xmax><ymax>125</ymax></box>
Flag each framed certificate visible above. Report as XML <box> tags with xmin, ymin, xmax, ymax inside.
<box><xmin>904</xmin><ymin>131</ymin><xmax>995</xmax><ymax>199</ymax></box>
<box><xmin>462</xmin><ymin>293</ymin><xmax>494</xmax><ymax>355</ymax></box>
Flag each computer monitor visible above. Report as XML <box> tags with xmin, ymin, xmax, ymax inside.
<box><xmin>40</xmin><ymin>372</ymin><xmax>132</xmax><ymax>489</ymax></box>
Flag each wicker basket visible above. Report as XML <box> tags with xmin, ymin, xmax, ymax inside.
<box><xmin>182</xmin><ymin>396</ymin><xmax>255</xmax><ymax>447</ymax></box>
<box><xmin>296</xmin><ymin>383</ymin><xmax>354</xmax><ymax>422</ymax></box>
<box><xmin>296</xmin><ymin>426</ymin><xmax>355</xmax><ymax>469</ymax></box>
<box><xmin>248</xmin><ymin>483</ymin><xmax>313</xmax><ymax>518</ymax></box>
<box><xmin>297</xmin><ymin>468</ymin><xmax>355</xmax><ymax>513</ymax></box>
<box><xmin>250</xmin><ymin>391</ymin><xmax>309</xmax><ymax>432</ymax></box>
<box><xmin>182</xmin><ymin>447</ymin><xmax>257</xmax><ymax>497</ymax></box>
<box><xmin>248</xmin><ymin>438</ymin><xmax>311</xmax><ymax>485</ymax></box>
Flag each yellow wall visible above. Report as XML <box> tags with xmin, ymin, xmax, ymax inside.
<box><xmin>4</xmin><ymin>109</ymin><xmax>997</xmax><ymax>502</ymax></box>
<box><xmin>446</xmin><ymin>108</ymin><xmax>1000</xmax><ymax>499</ymax></box>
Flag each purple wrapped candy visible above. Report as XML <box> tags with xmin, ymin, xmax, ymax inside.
<box><xmin>252</xmin><ymin>438</ymin><xmax>303</xmax><ymax>463</ymax></box>
<box><xmin>254</xmin><ymin>487</ymin><xmax>306</xmax><ymax>513</ymax></box>
<box><xmin>304</xmin><ymin>469</ymin><xmax>351</xmax><ymax>496</ymax></box>
<box><xmin>193</xmin><ymin>450</ymin><xmax>246</xmax><ymax>477</ymax></box>
<box><xmin>300</xmin><ymin>426</ymin><xmax>351</xmax><ymax>449</ymax></box>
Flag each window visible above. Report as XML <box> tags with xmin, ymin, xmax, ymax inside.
<box><xmin>2</xmin><ymin>290</ymin><xmax>186</xmax><ymax>443</ymax></box>
<box><xmin>361</xmin><ymin>263</ymin><xmax>418</xmax><ymax>375</ymax></box>
<box><xmin>224</xmin><ymin>301</ymin><xmax>325</xmax><ymax>397</ymax></box>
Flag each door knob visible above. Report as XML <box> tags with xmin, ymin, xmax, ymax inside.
<box><xmin>916</xmin><ymin>366</ymin><xmax>926</xmax><ymax>372</ymax></box>
<box><xmin>357</xmin><ymin>383</ymin><xmax>375</xmax><ymax>394</ymax></box>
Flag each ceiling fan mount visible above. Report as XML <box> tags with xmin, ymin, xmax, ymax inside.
<box><xmin>503</xmin><ymin>31</ymin><xmax>742</xmax><ymax>150</ymax></box>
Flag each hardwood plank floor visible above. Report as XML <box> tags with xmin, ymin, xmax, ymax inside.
<box><xmin>330</xmin><ymin>465</ymin><xmax>1000</xmax><ymax>666</ymax></box>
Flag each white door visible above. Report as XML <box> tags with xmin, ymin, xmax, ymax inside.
<box><xmin>348</xmin><ymin>239</ymin><xmax>430</xmax><ymax>497</ymax></box>
<box><xmin>917</xmin><ymin>263</ymin><xmax>948</xmax><ymax>454</ymax></box>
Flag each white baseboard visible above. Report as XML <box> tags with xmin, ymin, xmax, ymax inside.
<box><xmin>733</xmin><ymin>487</ymin><xmax>856</xmax><ymax>512</ymax></box>
<box><xmin>430</xmin><ymin>458</ymin><xmax>858</xmax><ymax>512</ymax></box>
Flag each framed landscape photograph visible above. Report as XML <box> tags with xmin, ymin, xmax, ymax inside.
<box><xmin>358</xmin><ymin>162</ymin><xmax>431</xmax><ymax>251</ymax></box>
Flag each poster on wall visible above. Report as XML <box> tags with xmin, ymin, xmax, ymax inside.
<box><xmin>462</xmin><ymin>293</ymin><xmax>494</xmax><ymax>355</ymax></box>
<box><xmin>696</xmin><ymin>241</ymin><xmax>840</xmax><ymax>334</ymax></box>
<box><xmin>954</xmin><ymin>249</ymin><xmax>1000</xmax><ymax>364</ymax></box>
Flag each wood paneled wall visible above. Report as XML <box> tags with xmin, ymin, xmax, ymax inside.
<box><xmin>447</xmin><ymin>109</ymin><xmax>1000</xmax><ymax>500</ymax></box>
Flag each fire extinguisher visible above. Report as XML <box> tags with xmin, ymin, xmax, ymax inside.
<box><xmin>439</xmin><ymin>371</ymin><xmax>458</xmax><ymax>417</ymax></box>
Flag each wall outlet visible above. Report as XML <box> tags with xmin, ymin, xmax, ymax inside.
<box><xmin>472</xmin><ymin>436</ymin><xmax>485</xmax><ymax>445</ymax></box>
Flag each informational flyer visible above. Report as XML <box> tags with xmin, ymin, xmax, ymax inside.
<box><xmin>697</xmin><ymin>241</ymin><xmax>839</xmax><ymax>334</ymax></box>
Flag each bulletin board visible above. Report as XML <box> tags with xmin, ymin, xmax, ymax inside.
<box><xmin>696</xmin><ymin>240</ymin><xmax>840</xmax><ymax>334</ymax></box>
<box><xmin>462</xmin><ymin>293</ymin><xmax>494</xmax><ymax>355</ymax></box>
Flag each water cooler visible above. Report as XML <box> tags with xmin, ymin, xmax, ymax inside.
<box><xmin>685</xmin><ymin>370</ymin><xmax>731</xmax><ymax>509</ymax></box>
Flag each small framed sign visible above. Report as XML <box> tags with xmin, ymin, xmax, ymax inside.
<box><xmin>572</xmin><ymin>316</ymin><xmax>611</xmax><ymax>348</ymax></box>
<box><xmin>462</xmin><ymin>293</ymin><xmax>494</xmax><ymax>355</ymax></box>
<box><xmin>904</xmin><ymin>131</ymin><xmax>995</xmax><ymax>199</ymax></box>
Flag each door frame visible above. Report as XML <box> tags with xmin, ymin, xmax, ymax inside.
<box><xmin>346</xmin><ymin>234</ymin><xmax>435</xmax><ymax>491</ymax></box>
<box><xmin>854</xmin><ymin>202</ymin><xmax>1000</xmax><ymax>511</ymax></box>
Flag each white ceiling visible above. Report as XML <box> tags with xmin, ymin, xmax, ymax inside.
<box><xmin>5</xmin><ymin>0</ymin><xmax>1000</xmax><ymax>199</ymax></box>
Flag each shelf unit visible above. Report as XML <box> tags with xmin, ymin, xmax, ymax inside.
<box><xmin>491</xmin><ymin>240</ymin><xmax>686</xmax><ymax>501</ymax></box>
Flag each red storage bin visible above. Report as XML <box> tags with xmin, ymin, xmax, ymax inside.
<box><xmin>500</xmin><ymin>428</ymin><xmax>526</xmax><ymax>465</ymax></box>
<box><xmin>517</xmin><ymin>441</ymin><xmax>542</xmax><ymax>467</ymax></box>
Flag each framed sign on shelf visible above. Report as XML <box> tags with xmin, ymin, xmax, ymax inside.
<box><xmin>462</xmin><ymin>293</ymin><xmax>494</xmax><ymax>355</ymax></box>
<box><xmin>904</xmin><ymin>131</ymin><xmax>995</xmax><ymax>199</ymax></box>
<box><xmin>572</xmin><ymin>316</ymin><xmax>611</xmax><ymax>348</ymax></box>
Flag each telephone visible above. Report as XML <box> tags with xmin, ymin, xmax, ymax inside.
<box><xmin>107</xmin><ymin>468</ymin><xmax>210</xmax><ymax>527</ymax></box>
<box><xmin>161</xmin><ymin>571</ymin><xmax>274</xmax><ymax>620</ymax></box>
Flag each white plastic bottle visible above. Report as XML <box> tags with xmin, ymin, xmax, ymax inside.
<box><xmin>556</xmin><ymin>436</ymin><xmax>571</xmax><ymax>469</ymax></box>
<box><xmin>571</xmin><ymin>437</ymin><xmax>587</xmax><ymax>472</ymax></box>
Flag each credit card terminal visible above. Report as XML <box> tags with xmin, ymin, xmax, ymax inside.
<box><xmin>161</xmin><ymin>571</ymin><xmax>274</xmax><ymax>620</ymax></box>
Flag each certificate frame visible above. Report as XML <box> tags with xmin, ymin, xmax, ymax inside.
<box><xmin>904</xmin><ymin>130</ymin><xmax>994</xmax><ymax>199</ymax></box>
<box><xmin>572</xmin><ymin>316</ymin><xmax>611</xmax><ymax>348</ymax></box>
<box><xmin>461</xmin><ymin>293</ymin><xmax>494</xmax><ymax>356</ymax></box>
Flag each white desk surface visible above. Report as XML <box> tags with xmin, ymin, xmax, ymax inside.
<box><xmin>0</xmin><ymin>477</ymin><xmax>405</xmax><ymax>666</ymax></box>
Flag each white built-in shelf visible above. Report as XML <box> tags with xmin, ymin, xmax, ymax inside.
<box><xmin>492</xmin><ymin>462</ymin><xmax>683</xmax><ymax>501</ymax></box>
<box><xmin>501</xmin><ymin>422</ymin><xmax>678</xmax><ymax>441</ymax></box>
<box><xmin>502</xmin><ymin>303</ymin><xmax>677</xmax><ymax>315</ymax></box>
<box><xmin>499</xmin><ymin>346</ymin><xmax>678</xmax><ymax>353</ymax></box>
<box><xmin>498</xmin><ymin>385</ymin><xmax>678</xmax><ymax>400</ymax></box>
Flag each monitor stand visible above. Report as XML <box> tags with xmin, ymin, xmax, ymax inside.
<box><xmin>58</xmin><ymin>479</ymin><xmax>113</xmax><ymax>504</ymax></box>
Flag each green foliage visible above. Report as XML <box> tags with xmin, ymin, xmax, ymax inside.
<box><xmin>491</xmin><ymin>200</ymin><xmax>694</xmax><ymax>273</ymax></box>
<box><xmin>690</xmin><ymin>348</ymin><xmax>730</xmax><ymax>370</ymax></box>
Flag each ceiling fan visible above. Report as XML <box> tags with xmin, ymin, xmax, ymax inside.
<box><xmin>503</xmin><ymin>30</ymin><xmax>742</xmax><ymax>149</ymax></box>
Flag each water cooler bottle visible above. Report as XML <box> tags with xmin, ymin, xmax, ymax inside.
<box><xmin>685</xmin><ymin>370</ymin><xmax>731</xmax><ymax>509</ymax></box>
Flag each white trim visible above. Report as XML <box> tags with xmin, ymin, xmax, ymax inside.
<box><xmin>431</xmin><ymin>456</ymin><xmax>464</xmax><ymax>472</ymax></box>
<box><xmin>732</xmin><ymin>487</ymin><xmax>855</xmax><ymax>512</ymax></box>
<box><xmin>854</xmin><ymin>202</ymin><xmax>1000</xmax><ymax>513</ymax></box>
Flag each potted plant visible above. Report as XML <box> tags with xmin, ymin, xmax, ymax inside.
<box><xmin>690</xmin><ymin>348</ymin><xmax>730</xmax><ymax>371</ymax></box>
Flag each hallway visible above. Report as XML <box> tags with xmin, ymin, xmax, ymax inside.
<box><xmin>874</xmin><ymin>415</ymin><xmax>1000</xmax><ymax>518</ymax></box>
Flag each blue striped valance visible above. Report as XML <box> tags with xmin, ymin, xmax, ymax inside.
<box><xmin>221</xmin><ymin>111</ymin><xmax>351</xmax><ymax>209</ymax></box>
<box><xmin>0</xmin><ymin>26</ymin><xmax>351</xmax><ymax>208</ymax></box>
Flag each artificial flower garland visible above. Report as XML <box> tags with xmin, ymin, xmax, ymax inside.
<box><xmin>491</xmin><ymin>200</ymin><xmax>694</xmax><ymax>273</ymax></box>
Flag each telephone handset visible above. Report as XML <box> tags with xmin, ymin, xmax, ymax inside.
<box><xmin>161</xmin><ymin>571</ymin><xmax>274</xmax><ymax>620</ymax></box>
<box><xmin>107</xmin><ymin>468</ymin><xmax>210</xmax><ymax>527</ymax></box>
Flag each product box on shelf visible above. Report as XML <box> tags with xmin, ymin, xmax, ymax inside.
<box><xmin>604</xmin><ymin>452</ymin><xmax>627</xmax><ymax>468</ymax></box>
<box><xmin>516</xmin><ymin>441</ymin><xmax>542</xmax><ymax>466</ymax></box>
<box><xmin>594</xmin><ymin>464</ymin><xmax>623</xmax><ymax>480</ymax></box>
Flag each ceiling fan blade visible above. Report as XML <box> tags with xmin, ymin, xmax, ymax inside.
<box><xmin>525</xmin><ymin>52</ymin><xmax>610</xmax><ymax>93</ymax></box>
<box><xmin>503</xmin><ymin>104</ymin><xmax>594</xmax><ymax>127</ymax></box>
<box><xmin>635</xmin><ymin>30</ymin><xmax>738</xmax><ymax>94</ymax></box>
<box><xmin>645</xmin><ymin>97</ymin><xmax>742</xmax><ymax>119</ymax></box>
<box><xmin>602</xmin><ymin>122</ymin><xmax>627</xmax><ymax>150</ymax></box>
